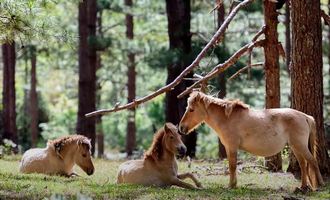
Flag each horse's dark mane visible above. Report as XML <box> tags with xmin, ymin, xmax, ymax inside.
<box><xmin>144</xmin><ymin>127</ymin><xmax>165</xmax><ymax>161</ymax></box>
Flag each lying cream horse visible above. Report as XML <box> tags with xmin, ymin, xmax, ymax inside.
<box><xmin>179</xmin><ymin>91</ymin><xmax>324</xmax><ymax>191</ymax></box>
<box><xmin>117</xmin><ymin>123</ymin><xmax>202</xmax><ymax>189</ymax></box>
<box><xmin>20</xmin><ymin>135</ymin><xmax>94</xmax><ymax>176</ymax></box>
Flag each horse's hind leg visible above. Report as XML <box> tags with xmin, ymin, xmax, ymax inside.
<box><xmin>292</xmin><ymin>145</ymin><xmax>324</xmax><ymax>189</ymax></box>
<box><xmin>290</xmin><ymin>148</ymin><xmax>308</xmax><ymax>190</ymax></box>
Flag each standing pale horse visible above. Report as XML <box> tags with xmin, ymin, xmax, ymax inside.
<box><xmin>179</xmin><ymin>91</ymin><xmax>324</xmax><ymax>191</ymax></box>
<box><xmin>117</xmin><ymin>123</ymin><xmax>202</xmax><ymax>189</ymax></box>
<box><xmin>20</xmin><ymin>135</ymin><xmax>94</xmax><ymax>176</ymax></box>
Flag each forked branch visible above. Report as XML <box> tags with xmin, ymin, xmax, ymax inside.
<box><xmin>85</xmin><ymin>0</ymin><xmax>254</xmax><ymax>117</ymax></box>
<box><xmin>177</xmin><ymin>39</ymin><xmax>265</xmax><ymax>98</ymax></box>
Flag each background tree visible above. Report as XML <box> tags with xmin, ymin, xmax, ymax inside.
<box><xmin>125</xmin><ymin>0</ymin><xmax>136</xmax><ymax>157</ymax></box>
<box><xmin>285</xmin><ymin>1</ymin><xmax>291</xmax><ymax>74</ymax></box>
<box><xmin>216</xmin><ymin>0</ymin><xmax>227</xmax><ymax>160</ymax></box>
<box><xmin>77</xmin><ymin>0</ymin><xmax>97</xmax><ymax>154</ymax></box>
<box><xmin>263</xmin><ymin>0</ymin><xmax>282</xmax><ymax>172</ymax></box>
<box><xmin>29</xmin><ymin>45</ymin><xmax>38</xmax><ymax>147</ymax></box>
<box><xmin>1</xmin><ymin>42</ymin><xmax>17</xmax><ymax>147</ymax></box>
<box><xmin>165</xmin><ymin>0</ymin><xmax>197</xmax><ymax>158</ymax></box>
<box><xmin>288</xmin><ymin>0</ymin><xmax>330</xmax><ymax>175</ymax></box>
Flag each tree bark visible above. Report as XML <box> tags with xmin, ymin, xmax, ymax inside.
<box><xmin>285</xmin><ymin>1</ymin><xmax>291</xmax><ymax>74</ymax></box>
<box><xmin>263</xmin><ymin>0</ymin><xmax>282</xmax><ymax>172</ymax></box>
<box><xmin>30</xmin><ymin>46</ymin><xmax>38</xmax><ymax>147</ymax></box>
<box><xmin>2</xmin><ymin>42</ymin><xmax>18</xmax><ymax>146</ymax></box>
<box><xmin>125</xmin><ymin>0</ymin><xmax>136</xmax><ymax>157</ymax></box>
<box><xmin>165</xmin><ymin>0</ymin><xmax>197</xmax><ymax>158</ymax></box>
<box><xmin>96</xmin><ymin>10</ymin><xmax>104</xmax><ymax>158</ymax></box>
<box><xmin>216</xmin><ymin>0</ymin><xmax>227</xmax><ymax>160</ymax></box>
<box><xmin>288</xmin><ymin>0</ymin><xmax>330</xmax><ymax>175</ymax></box>
<box><xmin>77</xmin><ymin>0</ymin><xmax>97</xmax><ymax>154</ymax></box>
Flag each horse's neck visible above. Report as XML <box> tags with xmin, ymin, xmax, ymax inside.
<box><xmin>60</xmin><ymin>145</ymin><xmax>77</xmax><ymax>169</ymax></box>
<box><xmin>204</xmin><ymin>103</ymin><xmax>229</xmax><ymax>133</ymax></box>
<box><xmin>157</xmin><ymin>149</ymin><xmax>177</xmax><ymax>169</ymax></box>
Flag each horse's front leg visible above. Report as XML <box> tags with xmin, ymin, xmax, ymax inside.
<box><xmin>171</xmin><ymin>177</ymin><xmax>199</xmax><ymax>190</ymax></box>
<box><xmin>177</xmin><ymin>173</ymin><xmax>202</xmax><ymax>188</ymax></box>
<box><xmin>226</xmin><ymin>149</ymin><xmax>238</xmax><ymax>188</ymax></box>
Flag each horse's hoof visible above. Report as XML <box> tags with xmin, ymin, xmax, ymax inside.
<box><xmin>196</xmin><ymin>183</ymin><xmax>203</xmax><ymax>188</ymax></box>
<box><xmin>294</xmin><ymin>186</ymin><xmax>311</xmax><ymax>194</ymax></box>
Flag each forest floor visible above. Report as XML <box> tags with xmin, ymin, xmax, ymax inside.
<box><xmin>0</xmin><ymin>155</ymin><xmax>329</xmax><ymax>200</ymax></box>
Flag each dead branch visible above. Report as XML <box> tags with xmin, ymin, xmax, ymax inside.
<box><xmin>178</xmin><ymin>39</ymin><xmax>265</xmax><ymax>98</ymax></box>
<box><xmin>85</xmin><ymin>0</ymin><xmax>254</xmax><ymax>117</ymax></box>
<box><xmin>321</xmin><ymin>10</ymin><xmax>330</xmax><ymax>26</ymax></box>
<box><xmin>228</xmin><ymin>62</ymin><xmax>264</xmax><ymax>81</ymax></box>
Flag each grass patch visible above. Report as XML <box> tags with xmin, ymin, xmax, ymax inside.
<box><xmin>0</xmin><ymin>156</ymin><xmax>329</xmax><ymax>199</ymax></box>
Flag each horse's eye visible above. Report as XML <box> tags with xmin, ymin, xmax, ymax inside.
<box><xmin>82</xmin><ymin>154</ymin><xmax>87</xmax><ymax>158</ymax></box>
<box><xmin>170</xmin><ymin>136</ymin><xmax>174</xmax><ymax>140</ymax></box>
<box><xmin>189</xmin><ymin>108</ymin><xmax>194</xmax><ymax>112</ymax></box>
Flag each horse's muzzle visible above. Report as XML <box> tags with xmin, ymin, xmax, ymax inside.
<box><xmin>178</xmin><ymin>124</ymin><xmax>188</xmax><ymax>135</ymax></box>
<box><xmin>177</xmin><ymin>145</ymin><xmax>187</xmax><ymax>156</ymax></box>
<box><xmin>87</xmin><ymin>168</ymin><xmax>94</xmax><ymax>176</ymax></box>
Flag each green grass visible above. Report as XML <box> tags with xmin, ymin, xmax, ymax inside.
<box><xmin>0</xmin><ymin>156</ymin><xmax>329</xmax><ymax>200</ymax></box>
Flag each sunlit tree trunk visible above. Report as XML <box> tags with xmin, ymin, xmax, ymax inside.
<box><xmin>125</xmin><ymin>0</ymin><xmax>136</xmax><ymax>157</ymax></box>
<box><xmin>2</xmin><ymin>42</ymin><xmax>18</xmax><ymax>147</ymax></box>
<box><xmin>165</xmin><ymin>0</ymin><xmax>197</xmax><ymax>158</ymax></box>
<box><xmin>288</xmin><ymin>0</ymin><xmax>330</xmax><ymax>175</ymax></box>
<box><xmin>263</xmin><ymin>0</ymin><xmax>282</xmax><ymax>172</ymax></box>
<box><xmin>77</xmin><ymin>0</ymin><xmax>97</xmax><ymax>155</ymax></box>
<box><xmin>216</xmin><ymin>0</ymin><xmax>227</xmax><ymax>160</ymax></box>
<box><xmin>30</xmin><ymin>46</ymin><xmax>38</xmax><ymax>147</ymax></box>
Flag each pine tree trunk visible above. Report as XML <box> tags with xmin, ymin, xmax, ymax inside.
<box><xmin>77</xmin><ymin>0</ymin><xmax>97</xmax><ymax>155</ymax></box>
<box><xmin>96</xmin><ymin>10</ymin><xmax>104</xmax><ymax>158</ymax></box>
<box><xmin>216</xmin><ymin>0</ymin><xmax>227</xmax><ymax>160</ymax></box>
<box><xmin>2</xmin><ymin>42</ymin><xmax>18</xmax><ymax>147</ymax></box>
<box><xmin>263</xmin><ymin>0</ymin><xmax>282</xmax><ymax>172</ymax></box>
<box><xmin>30</xmin><ymin>46</ymin><xmax>38</xmax><ymax>147</ymax></box>
<box><xmin>125</xmin><ymin>0</ymin><xmax>136</xmax><ymax>157</ymax></box>
<box><xmin>285</xmin><ymin>1</ymin><xmax>291</xmax><ymax>74</ymax></box>
<box><xmin>165</xmin><ymin>0</ymin><xmax>197</xmax><ymax>158</ymax></box>
<box><xmin>288</xmin><ymin>0</ymin><xmax>330</xmax><ymax>175</ymax></box>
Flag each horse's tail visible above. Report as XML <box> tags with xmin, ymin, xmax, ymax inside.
<box><xmin>306</xmin><ymin>115</ymin><xmax>322</xmax><ymax>188</ymax></box>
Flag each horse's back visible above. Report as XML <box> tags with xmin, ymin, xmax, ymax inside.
<box><xmin>117</xmin><ymin>159</ymin><xmax>166</xmax><ymax>186</ymax></box>
<box><xmin>237</xmin><ymin>108</ymin><xmax>311</xmax><ymax>156</ymax></box>
<box><xmin>20</xmin><ymin>148</ymin><xmax>48</xmax><ymax>173</ymax></box>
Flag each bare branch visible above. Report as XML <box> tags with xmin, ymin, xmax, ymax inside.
<box><xmin>85</xmin><ymin>0</ymin><xmax>254</xmax><ymax>117</ymax></box>
<box><xmin>178</xmin><ymin>39</ymin><xmax>265</xmax><ymax>98</ymax></box>
<box><xmin>228</xmin><ymin>62</ymin><xmax>264</xmax><ymax>81</ymax></box>
<box><xmin>321</xmin><ymin>10</ymin><xmax>330</xmax><ymax>26</ymax></box>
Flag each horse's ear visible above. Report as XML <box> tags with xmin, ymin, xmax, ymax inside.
<box><xmin>164</xmin><ymin>123</ymin><xmax>171</xmax><ymax>134</ymax></box>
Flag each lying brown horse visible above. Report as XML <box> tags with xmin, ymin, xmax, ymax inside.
<box><xmin>179</xmin><ymin>91</ymin><xmax>324</xmax><ymax>191</ymax></box>
<box><xmin>117</xmin><ymin>123</ymin><xmax>202</xmax><ymax>189</ymax></box>
<box><xmin>20</xmin><ymin>135</ymin><xmax>94</xmax><ymax>176</ymax></box>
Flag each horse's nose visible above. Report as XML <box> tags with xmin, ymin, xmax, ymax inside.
<box><xmin>178</xmin><ymin>124</ymin><xmax>187</xmax><ymax>134</ymax></box>
<box><xmin>87</xmin><ymin>167</ymin><xmax>94</xmax><ymax>175</ymax></box>
<box><xmin>178</xmin><ymin>145</ymin><xmax>187</xmax><ymax>156</ymax></box>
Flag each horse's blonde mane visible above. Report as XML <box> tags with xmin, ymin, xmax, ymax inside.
<box><xmin>189</xmin><ymin>91</ymin><xmax>249</xmax><ymax>117</ymax></box>
<box><xmin>144</xmin><ymin>127</ymin><xmax>165</xmax><ymax>161</ymax></box>
<box><xmin>47</xmin><ymin>135</ymin><xmax>91</xmax><ymax>157</ymax></box>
